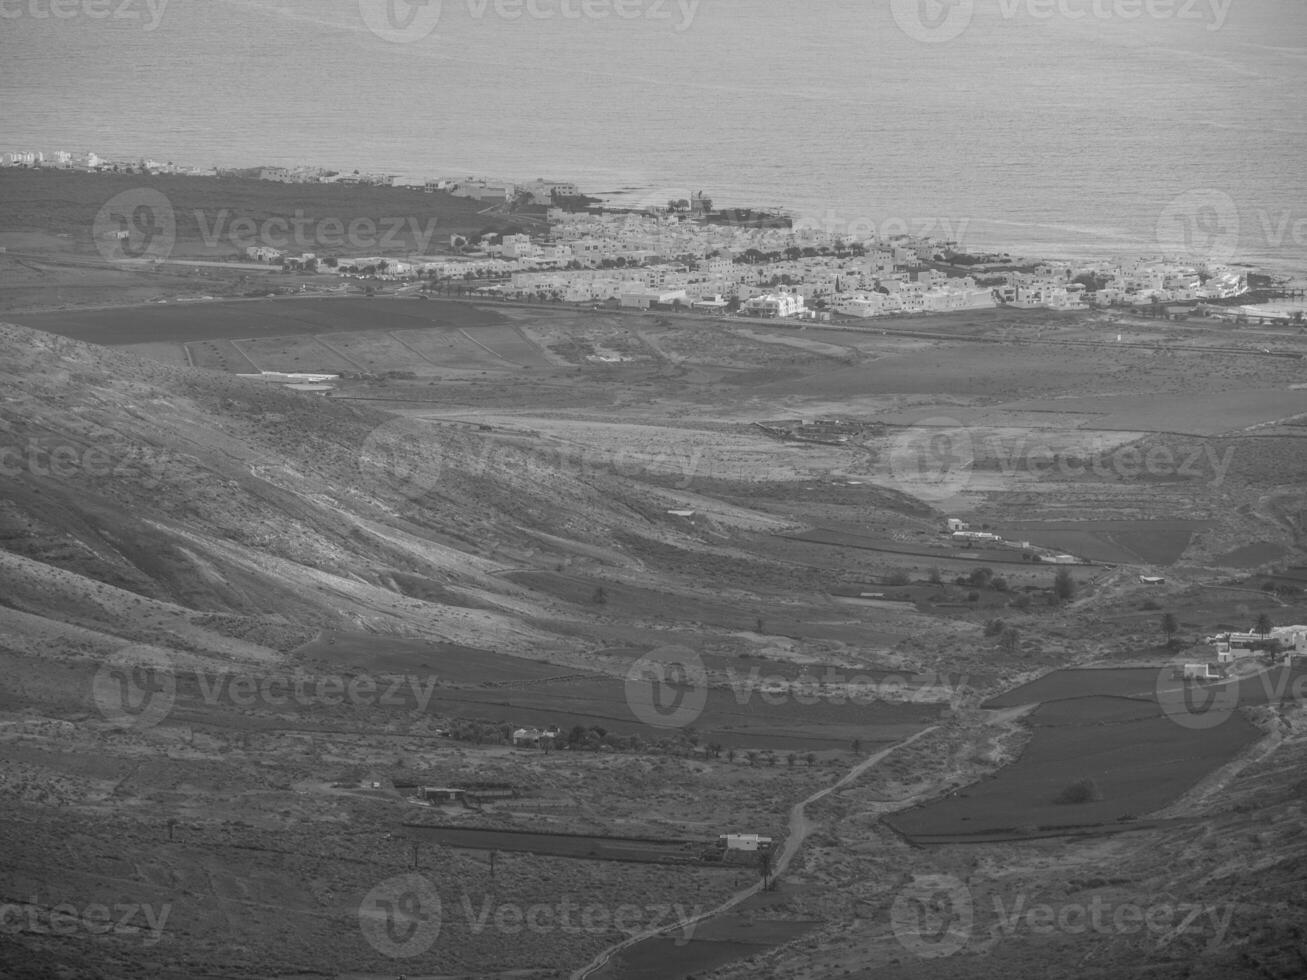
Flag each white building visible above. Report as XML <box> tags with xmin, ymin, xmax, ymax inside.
<box><xmin>742</xmin><ymin>288</ymin><xmax>805</xmax><ymax>318</ymax></box>
<box><xmin>620</xmin><ymin>287</ymin><xmax>688</xmax><ymax>309</ymax></box>
<box><xmin>523</xmin><ymin>178</ymin><xmax>581</xmax><ymax>205</ymax></box>
<box><xmin>245</xmin><ymin>245</ymin><xmax>283</xmax><ymax>262</ymax></box>
<box><xmin>720</xmin><ymin>833</ymin><xmax>773</xmax><ymax>851</ymax></box>
<box><xmin>833</xmin><ymin>292</ymin><xmax>892</xmax><ymax>318</ymax></box>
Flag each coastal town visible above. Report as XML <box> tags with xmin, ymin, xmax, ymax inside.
<box><xmin>9</xmin><ymin>148</ymin><xmax>1300</xmax><ymax>325</ymax></box>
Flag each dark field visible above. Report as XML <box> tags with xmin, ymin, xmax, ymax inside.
<box><xmin>426</xmin><ymin>679</ymin><xmax>935</xmax><ymax>753</ymax></box>
<box><xmin>892</xmin><ymin>664</ymin><xmax>1307</xmax><ymax>841</ymax></box>
<box><xmin>784</xmin><ymin>527</ymin><xmax>1095</xmax><ymax>567</ymax></box>
<box><xmin>610</xmin><ymin>915</ymin><xmax>820</xmax><ymax>980</ymax></box>
<box><xmin>13</xmin><ymin>296</ymin><xmax>504</xmax><ymax>346</ymax></box>
<box><xmin>296</xmin><ymin>630</ymin><xmax>581</xmax><ymax>684</ymax></box>
<box><xmin>984</xmin><ymin>668</ymin><xmax>1161</xmax><ymax>707</ymax></box>
<box><xmin>399</xmin><ymin>824</ymin><xmax>712</xmax><ymax>865</ymax></box>
<box><xmin>887</xmin><ymin>694</ymin><xmax>1260</xmax><ymax>840</ymax></box>
<box><xmin>1215</xmin><ymin>541</ymin><xmax>1292</xmax><ymax>567</ymax></box>
<box><xmin>0</xmin><ymin>168</ymin><xmax>529</xmax><ymax>253</ymax></box>
<box><xmin>752</xmin><ymin>337</ymin><xmax>1140</xmax><ymax>399</ymax></box>
<box><xmin>994</xmin><ymin>519</ymin><xmax>1212</xmax><ymax>566</ymax></box>
<box><xmin>987</xmin><ymin>665</ymin><xmax>1307</xmax><ymax>710</ymax></box>
<box><xmin>295</xmin><ymin>630</ymin><xmax>939</xmax><ymax>752</ymax></box>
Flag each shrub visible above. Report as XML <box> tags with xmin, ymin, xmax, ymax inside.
<box><xmin>886</xmin><ymin>570</ymin><xmax>911</xmax><ymax>586</ymax></box>
<box><xmin>1011</xmin><ymin>594</ymin><xmax>1033</xmax><ymax>612</ymax></box>
<box><xmin>1140</xmin><ymin>599</ymin><xmax>1161</xmax><ymax>611</ymax></box>
<box><xmin>1053</xmin><ymin>567</ymin><xmax>1075</xmax><ymax>601</ymax></box>
<box><xmin>1000</xmin><ymin>626</ymin><xmax>1021</xmax><ymax>654</ymax></box>
<box><xmin>1055</xmin><ymin>777</ymin><xmax>1103</xmax><ymax>805</ymax></box>
<box><xmin>984</xmin><ymin>618</ymin><xmax>1007</xmax><ymax>637</ymax></box>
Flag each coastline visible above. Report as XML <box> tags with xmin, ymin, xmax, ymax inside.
<box><xmin>1</xmin><ymin>165</ymin><xmax>1303</xmax><ymax>325</ymax></box>
<box><xmin>2</xmin><ymin>148</ymin><xmax>1304</xmax><ymax>283</ymax></box>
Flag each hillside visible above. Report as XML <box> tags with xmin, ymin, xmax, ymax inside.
<box><xmin>0</xmin><ymin>319</ymin><xmax>785</xmax><ymax>665</ymax></box>
<box><xmin>3</xmin><ymin>321</ymin><xmax>1305</xmax><ymax>979</ymax></box>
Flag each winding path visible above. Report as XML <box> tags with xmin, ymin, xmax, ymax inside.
<box><xmin>571</xmin><ymin>725</ymin><xmax>941</xmax><ymax>980</ymax></box>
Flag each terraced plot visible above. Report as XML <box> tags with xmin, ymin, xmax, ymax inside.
<box><xmin>233</xmin><ymin>335</ymin><xmax>358</xmax><ymax>374</ymax></box>
<box><xmin>388</xmin><ymin>326</ymin><xmax>511</xmax><ymax>370</ymax></box>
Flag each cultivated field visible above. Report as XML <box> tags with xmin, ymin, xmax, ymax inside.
<box><xmin>6</xmin><ymin>280</ymin><xmax>1307</xmax><ymax>977</ymax></box>
<box><xmin>887</xmin><ymin>694</ymin><xmax>1261</xmax><ymax>840</ymax></box>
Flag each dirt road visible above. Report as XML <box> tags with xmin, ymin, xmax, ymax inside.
<box><xmin>570</xmin><ymin>725</ymin><xmax>941</xmax><ymax>980</ymax></box>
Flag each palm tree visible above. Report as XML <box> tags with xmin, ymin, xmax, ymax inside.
<box><xmin>1256</xmin><ymin>612</ymin><xmax>1273</xmax><ymax>638</ymax></box>
<box><xmin>1162</xmin><ymin>613</ymin><xmax>1178</xmax><ymax>642</ymax></box>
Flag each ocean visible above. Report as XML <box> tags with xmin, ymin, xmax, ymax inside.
<box><xmin>2</xmin><ymin>0</ymin><xmax>1305</xmax><ymax>272</ymax></box>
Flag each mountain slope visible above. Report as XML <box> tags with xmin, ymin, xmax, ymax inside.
<box><xmin>0</xmin><ymin>321</ymin><xmax>761</xmax><ymax>663</ymax></box>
